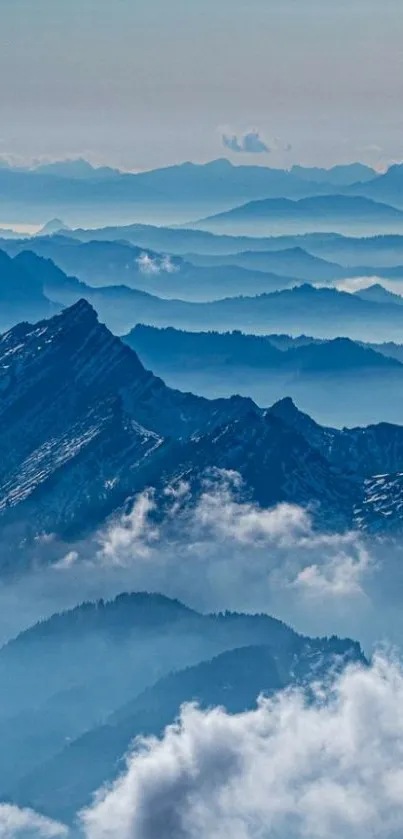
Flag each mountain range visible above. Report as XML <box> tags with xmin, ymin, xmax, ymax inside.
<box><xmin>2</xmin><ymin>246</ymin><xmax>403</xmax><ymax>339</ymax></box>
<box><xmin>354</xmin><ymin>283</ymin><xmax>403</xmax><ymax>306</ymax></box>
<box><xmin>6</xmin><ymin>156</ymin><xmax>403</xmax><ymax>238</ymax></box>
<box><xmin>2</xmin><ymin>237</ymin><xmax>304</xmax><ymax>302</ymax></box>
<box><xmin>182</xmin><ymin>246</ymin><xmax>403</xmax><ymax>284</ymax></box>
<box><xmin>123</xmin><ymin>323</ymin><xmax>403</xmax><ymax>427</ymax></box>
<box><xmin>68</xmin><ymin>281</ymin><xmax>403</xmax><ymax>341</ymax></box>
<box><xmin>59</xmin><ymin>223</ymin><xmax>403</xmax><ymax>267</ymax></box>
<box><xmin>1</xmin><ymin>301</ymin><xmax>403</xmax><ymax>563</ymax></box>
<box><xmin>4</xmin><ymin>246</ymin><xmax>403</xmax><ymax>343</ymax></box>
<box><xmin>0</xmin><ymin>249</ymin><xmax>58</xmax><ymax>331</ymax></box>
<box><xmin>193</xmin><ymin>195</ymin><xmax>403</xmax><ymax>236</ymax></box>
<box><xmin>0</xmin><ymin>158</ymin><xmax>382</xmax><ymax>227</ymax></box>
<box><xmin>124</xmin><ymin>323</ymin><xmax>402</xmax><ymax>374</ymax></box>
<box><xmin>61</xmin><ymin>223</ymin><xmax>403</xmax><ymax>278</ymax></box>
<box><xmin>182</xmin><ymin>245</ymin><xmax>351</xmax><ymax>282</ymax></box>
<box><xmin>15</xmin><ymin>231</ymin><xmax>403</xmax><ymax>288</ymax></box>
<box><xmin>6</xmin><ymin>235</ymin><xmax>403</xmax><ymax>314</ymax></box>
<box><xmin>0</xmin><ymin>298</ymin><xmax>262</xmax><ymax>558</ymax></box>
<box><xmin>346</xmin><ymin>163</ymin><xmax>403</xmax><ymax>209</ymax></box>
<box><xmin>289</xmin><ymin>163</ymin><xmax>377</xmax><ymax>186</ymax></box>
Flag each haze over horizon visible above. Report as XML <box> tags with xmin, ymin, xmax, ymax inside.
<box><xmin>1</xmin><ymin>0</ymin><xmax>403</xmax><ymax>172</ymax></box>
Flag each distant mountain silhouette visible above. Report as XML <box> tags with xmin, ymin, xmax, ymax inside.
<box><xmin>0</xmin><ymin>158</ymin><xmax>386</xmax><ymax>227</ymax></box>
<box><xmin>291</xmin><ymin>163</ymin><xmax>377</xmax><ymax>186</ymax></box>
<box><xmin>348</xmin><ymin>164</ymin><xmax>403</xmax><ymax>209</ymax></box>
<box><xmin>82</xmin><ymin>281</ymin><xmax>403</xmax><ymax>340</ymax></box>
<box><xmin>0</xmin><ymin>249</ymin><xmax>58</xmax><ymax>331</ymax></box>
<box><xmin>300</xmin><ymin>233</ymin><xmax>403</xmax><ymax>268</ymax></box>
<box><xmin>183</xmin><ymin>246</ymin><xmax>348</xmax><ymax>283</ymax></box>
<box><xmin>61</xmin><ymin>223</ymin><xmax>403</xmax><ymax>270</ymax></box>
<box><xmin>365</xmin><ymin>340</ymin><xmax>403</xmax><ymax>364</ymax></box>
<box><xmin>4</xmin><ymin>238</ymin><xmax>302</xmax><ymax>302</ymax></box>
<box><xmin>32</xmin><ymin>159</ymin><xmax>120</xmax><ymax>181</ymax></box>
<box><xmin>354</xmin><ymin>283</ymin><xmax>403</xmax><ymax>306</ymax></box>
<box><xmin>13</xmin><ymin>249</ymin><xmax>89</xmax><ymax>301</ymax></box>
<box><xmin>123</xmin><ymin>325</ymin><xmax>403</xmax><ymax>427</ymax></box>
<box><xmin>8</xmin><ymin>234</ymin><xmax>403</xmax><ymax>295</ymax></box>
<box><xmin>193</xmin><ymin>195</ymin><xmax>403</xmax><ymax>236</ymax></box>
<box><xmin>58</xmin><ymin>281</ymin><xmax>403</xmax><ymax>342</ymax></box>
<box><xmin>3</xmin><ymin>249</ymin><xmax>403</xmax><ymax>340</ymax></box>
<box><xmin>0</xmin><ymin>227</ymin><xmax>21</xmax><ymax>239</ymax></box>
<box><xmin>38</xmin><ymin>219</ymin><xmax>71</xmax><ymax>236</ymax></box>
<box><xmin>284</xmin><ymin>335</ymin><xmax>403</xmax><ymax>370</ymax></box>
<box><xmin>67</xmin><ymin>222</ymin><xmax>319</xmax><ymax>255</ymax></box>
<box><xmin>124</xmin><ymin>324</ymin><xmax>401</xmax><ymax>374</ymax></box>
<box><xmin>131</xmin><ymin>158</ymin><xmax>342</xmax><ymax>205</ymax></box>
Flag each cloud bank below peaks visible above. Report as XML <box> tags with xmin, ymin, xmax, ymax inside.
<box><xmin>89</xmin><ymin>469</ymin><xmax>376</xmax><ymax>642</ymax></box>
<box><xmin>0</xmin><ymin>470</ymin><xmax>398</xmax><ymax>649</ymax></box>
<box><xmin>81</xmin><ymin>654</ymin><xmax>403</xmax><ymax>839</ymax></box>
<box><xmin>4</xmin><ymin>656</ymin><xmax>403</xmax><ymax>839</ymax></box>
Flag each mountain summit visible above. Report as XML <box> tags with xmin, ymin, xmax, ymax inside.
<box><xmin>0</xmin><ymin>302</ymin><xmax>258</xmax><ymax>552</ymax></box>
<box><xmin>1</xmin><ymin>303</ymin><xmax>403</xmax><ymax>563</ymax></box>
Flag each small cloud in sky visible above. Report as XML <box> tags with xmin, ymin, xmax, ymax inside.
<box><xmin>222</xmin><ymin>130</ymin><xmax>270</xmax><ymax>154</ymax></box>
<box><xmin>221</xmin><ymin>130</ymin><xmax>292</xmax><ymax>155</ymax></box>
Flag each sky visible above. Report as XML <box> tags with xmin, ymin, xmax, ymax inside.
<box><xmin>1</xmin><ymin>0</ymin><xmax>403</xmax><ymax>172</ymax></box>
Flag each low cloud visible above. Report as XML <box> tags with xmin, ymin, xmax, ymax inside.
<box><xmin>0</xmin><ymin>805</ymin><xmax>67</xmax><ymax>839</ymax></box>
<box><xmin>136</xmin><ymin>253</ymin><xmax>178</xmax><ymax>276</ymax></box>
<box><xmin>336</xmin><ymin>276</ymin><xmax>403</xmax><ymax>298</ymax></box>
<box><xmin>90</xmin><ymin>470</ymin><xmax>376</xmax><ymax>642</ymax></box>
<box><xmin>81</xmin><ymin>654</ymin><xmax>403</xmax><ymax>839</ymax></box>
<box><xmin>97</xmin><ymin>470</ymin><xmax>373</xmax><ymax>600</ymax></box>
<box><xmin>4</xmin><ymin>655</ymin><xmax>403</xmax><ymax>839</ymax></box>
<box><xmin>0</xmin><ymin>471</ymin><xmax>400</xmax><ymax>650</ymax></box>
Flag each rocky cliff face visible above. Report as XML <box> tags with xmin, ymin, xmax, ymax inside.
<box><xmin>270</xmin><ymin>396</ymin><xmax>403</xmax><ymax>477</ymax></box>
<box><xmin>0</xmin><ymin>300</ymin><xmax>257</xmax><ymax>552</ymax></box>
<box><xmin>161</xmin><ymin>410</ymin><xmax>358</xmax><ymax>530</ymax></box>
<box><xmin>1</xmin><ymin>301</ymin><xmax>403</xmax><ymax>564</ymax></box>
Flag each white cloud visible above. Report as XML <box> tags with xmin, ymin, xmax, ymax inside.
<box><xmin>336</xmin><ymin>276</ymin><xmax>385</xmax><ymax>294</ymax></box>
<box><xmin>98</xmin><ymin>490</ymin><xmax>159</xmax><ymax>565</ymax></box>
<box><xmin>336</xmin><ymin>276</ymin><xmax>403</xmax><ymax>297</ymax></box>
<box><xmin>0</xmin><ymin>471</ymin><xmax>390</xmax><ymax>649</ymax></box>
<box><xmin>293</xmin><ymin>545</ymin><xmax>372</xmax><ymax>598</ymax></box>
<box><xmin>53</xmin><ymin>550</ymin><xmax>79</xmax><ymax>570</ymax></box>
<box><xmin>136</xmin><ymin>253</ymin><xmax>178</xmax><ymax>276</ymax></box>
<box><xmin>90</xmin><ymin>470</ymin><xmax>374</xmax><ymax>643</ymax></box>
<box><xmin>97</xmin><ymin>471</ymin><xmax>372</xmax><ymax>596</ymax></box>
<box><xmin>80</xmin><ymin>654</ymin><xmax>403</xmax><ymax>839</ymax></box>
<box><xmin>0</xmin><ymin>805</ymin><xmax>67</xmax><ymax>839</ymax></box>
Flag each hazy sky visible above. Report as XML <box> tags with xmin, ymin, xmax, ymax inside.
<box><xmin>1</xmin><ymin>0</ymin><xmax>403</xmax><ymax>171</ymax></box>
